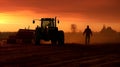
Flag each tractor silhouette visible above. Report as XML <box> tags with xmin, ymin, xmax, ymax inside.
<box><xmin>33</xmin><ymin>17</ymin><xmax>64</xmax><ymax>46</ymax></box>
<box><xmin>7</xmin><ymin>17</ymin><xmax>64</xmax><ymax>46</ymax></box>
<box><xmin>7</xmin><ymin>29</ymin><xmax>34</xmax><ymax>44</ymax></box>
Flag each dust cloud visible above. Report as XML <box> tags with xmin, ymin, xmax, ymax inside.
<box><xmin>0</xmin><ymin>28</ymin><xmax>120</xmax><ymax>45</ymax></box>
<box><xmin>65</xmin><ymin>32</ymin><xmax>120</xmax><ymax>44</ymax></box>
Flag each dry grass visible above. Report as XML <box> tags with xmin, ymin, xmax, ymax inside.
<box><xmin>0</xmin><ymin>43</ymin><xmax>120</xmax><ymax>67</ymax></box>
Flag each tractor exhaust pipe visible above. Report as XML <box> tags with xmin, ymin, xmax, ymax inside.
<box><xmin>55</xmin><ymin>17</ymin><xmax>57</xmax><ymax>27</ymax></box>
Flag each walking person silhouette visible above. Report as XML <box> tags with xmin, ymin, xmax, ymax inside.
<box><xmin>83</xmin><ymin>25</ymin><xmax>92</xmax><ymax>45</ymax></box>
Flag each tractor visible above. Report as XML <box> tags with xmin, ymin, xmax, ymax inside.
<box><xmin>33</xmin><ymin>17</ymin><xmax>64</xmax><ymax>46</ymax></box>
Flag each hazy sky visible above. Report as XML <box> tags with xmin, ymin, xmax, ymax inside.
<box><xmin>0</xmin><ymin>0</ymin><xmax>120</xmax><ymax>32</ymax></box>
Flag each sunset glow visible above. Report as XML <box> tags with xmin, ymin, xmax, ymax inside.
<box><xmin>0</xmin><ymin>0</ymin><xmax>120</xmax><ymax>32</ymax></box>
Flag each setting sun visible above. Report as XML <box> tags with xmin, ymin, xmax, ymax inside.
<box><xmin>0</xmin><ymin>13</ymin><xmax>12</xmax><ymax>24</ymax></box>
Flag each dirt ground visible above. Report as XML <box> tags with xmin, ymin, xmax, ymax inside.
<box><xmin>0</xmin><ymin>44</ymin><xmax>120</xmax><ymax>67</ymax></box>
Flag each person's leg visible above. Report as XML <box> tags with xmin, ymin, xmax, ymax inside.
<box><xmin>85</xmin><ymin>36</ymin><xmax>87</xmax><ymax>45</ymax></box>
<box><xmin>88</xmin><ymin>36</ymin><xmax>90</xmax><ymax>45</ymax></box>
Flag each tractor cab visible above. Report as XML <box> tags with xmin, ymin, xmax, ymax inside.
<box><xmin>41</xmin><ymin>18</ymin><xmax>56</xmax><ymax>28</ymax></box>
<box><xmin>33</xmin><ymin>17</ymin><xmax>58</xmax><ymax>28</ymax></box>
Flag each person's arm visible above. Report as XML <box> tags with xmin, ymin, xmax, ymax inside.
<box><xmin>90</xmin><ymin>30</ymin><xmax>93</xmax><ymax>36</ymax></box>
<box><xmin>83</xmin><ymin>29</ymin><xmax>86</xmax><ymax>35</ymax></box>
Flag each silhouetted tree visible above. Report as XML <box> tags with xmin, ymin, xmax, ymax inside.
<box><xmin>71</xmin><ymin>24</ymin><xmax>77</xmax><ymax>33</ymax></box>
<box><xmin>100</xmin><ymin>25</ymin><xmax>116</xmax><ymax>34</ymax></box>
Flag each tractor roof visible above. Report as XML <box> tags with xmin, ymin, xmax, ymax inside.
<box><xmin>41</xmin><ymin>18</ymin><xmax>54</xmax><ymax>21</ymax></box>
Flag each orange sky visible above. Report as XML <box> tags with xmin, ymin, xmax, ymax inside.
<box><xmin>0</xmin><ymin>0</ymin><xmax>120</xmax><ymax>32</ymax></box>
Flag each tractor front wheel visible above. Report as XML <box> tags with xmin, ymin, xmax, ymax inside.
<box><xmin>58</xmin><ymin>31</ymin><xmax>64</xmax><ymax>46</ymax></box>
<box><xmin>35</xmin><ymin>37</ymin><xmax>40</xmax><ymax>46</ymax></box>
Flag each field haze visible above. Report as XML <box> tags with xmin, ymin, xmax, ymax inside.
<box><xmin>1</xmin><ymin>32</ymin><xmax>120</xmax><ymax>45</ymax></box>
<box><xmin>65</xmin><ymin>32</ymin><xmax>120</xmax><ymax>44</ymax></box>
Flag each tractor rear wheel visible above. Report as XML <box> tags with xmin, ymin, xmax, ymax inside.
<box><xmin>58</xmin><ymin>31</ymin><xmax>64</xmax><ymax>46</ymax></box>
<box><xmin>51</xmin><ymin>40</ymin><xmax>57</xmax><ymax>46</ymax></box>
